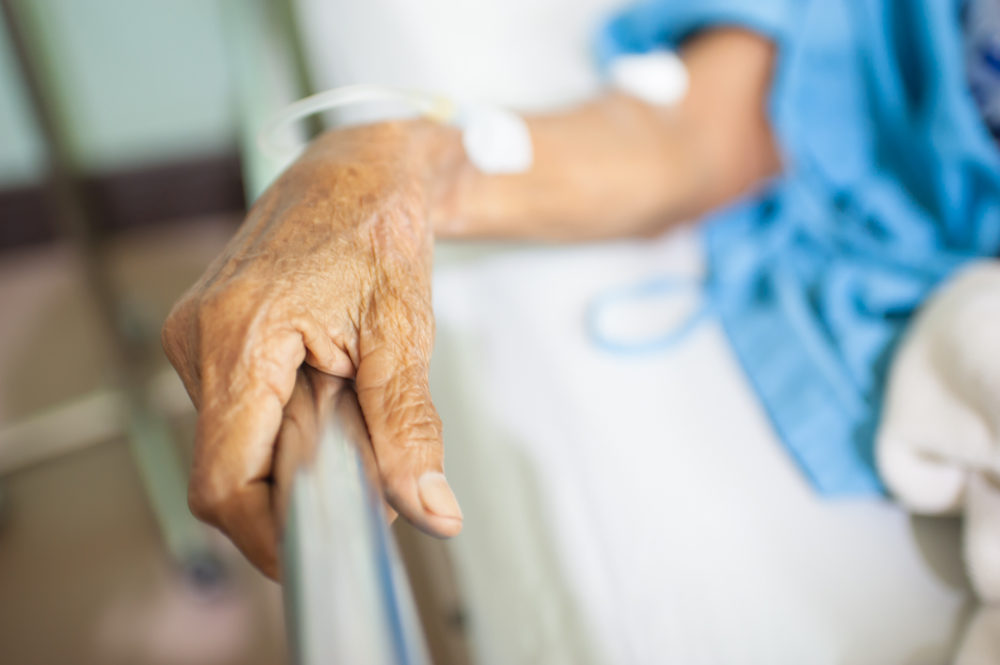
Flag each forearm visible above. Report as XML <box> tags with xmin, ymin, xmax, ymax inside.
<box><xmin>427</xmin><ymin>28</ymin><xmax>780</xmax><ymax>241</ymax></box>
<box><xmin>431</xmin><ymin>94</ymin><xmax>714</xmax><ymax>241</ymax></box>
<box><xmin>292</xmin><ymin>29</ymin><xmax>778</xmax><ymax>243</ymax></box>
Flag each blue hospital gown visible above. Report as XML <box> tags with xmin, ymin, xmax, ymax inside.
<box><xmin>598</xmin><ymin>0</ymin><xmax>1000</xmax><ymax>495</ymax></box>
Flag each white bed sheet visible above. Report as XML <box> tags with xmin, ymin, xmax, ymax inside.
<box><xmin>430</xmin><ymin>232</ymin><xmax>972</xmax><ymax>665</ymax></box>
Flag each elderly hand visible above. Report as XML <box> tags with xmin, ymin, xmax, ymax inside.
<box><xmin>162</xmin><ymin>122</ymin><xmax>464</xmax><ymax>578</ymax></box>
<box><xmin>160</xmin><ymin>31</ymin><xmax>781</xmax><ymax>578</ymax></box>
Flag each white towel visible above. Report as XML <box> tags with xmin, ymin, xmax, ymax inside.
<box><xmin>878</xmin><ymin>260</ymin><xmax>1000</xmax><ymax>604</ymax></box>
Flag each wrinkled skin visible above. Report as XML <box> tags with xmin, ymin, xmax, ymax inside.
<box><xmin>162</xmin><ymin>123</ymin><xmax>463</xmax><ymax>578</ymax></box>
<box><xmin>162</xmin><ymin>29</ymin><xmax>779</xmax><ymax>580</ymax></box>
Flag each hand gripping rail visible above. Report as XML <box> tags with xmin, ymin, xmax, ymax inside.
<box><xmin>275</xmin><ymin>371</ymin><xmax>430</xmax><ymax>665</ymax></box>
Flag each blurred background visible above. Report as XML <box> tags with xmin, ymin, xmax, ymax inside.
<box><xmin>0</xmin><ymin>1</ymin><xmax>289</xmax><ymax>663</ymax></box>
<box><xmin>0</xmin><ymin>1</ymin><xmax>985</xmax><ymax>663</ymax></box>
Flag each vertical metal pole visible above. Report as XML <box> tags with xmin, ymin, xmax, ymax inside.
<box><xmin>219</xmin><ymin>0</ymin><xmax>320</xmax><ymax>201</ymax></box>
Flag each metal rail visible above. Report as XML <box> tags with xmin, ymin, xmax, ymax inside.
<box><xmin>274</xmin><ymin>372</ymin><xmax>430</xmax><ymax>665</ymax></box>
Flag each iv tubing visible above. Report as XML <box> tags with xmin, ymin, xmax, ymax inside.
<box><xmin>258</xmin><ymin>84</ymin><xmax>454</xmax><ymax>159</ymax></box>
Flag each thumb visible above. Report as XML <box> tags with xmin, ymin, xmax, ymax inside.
<box><xmin>355</xmin><ymin>344</ymin><xmax>462</xmax><ymax>538</ymax></box>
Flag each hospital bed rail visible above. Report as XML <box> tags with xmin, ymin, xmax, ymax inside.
<box><xmin>274</xmin><ymin>373</ymin><xmax>431</xmax><ymax>665</ymax></box>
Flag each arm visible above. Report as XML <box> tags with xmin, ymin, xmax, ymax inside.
<box><xmin>434</xmin><ymin>28</ymin><xmax>779</xmax><ymax>240</ymax></box>
<box><xmin>162</xmin><ymin>28</ymin><xmax>777</xmax><ymax>577</ymax></box>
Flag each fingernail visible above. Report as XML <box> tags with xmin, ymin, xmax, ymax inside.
<box><xmin>418</xmin><ymin>472</ymin><xmax>463</xmax><ymax>521</ymax></box>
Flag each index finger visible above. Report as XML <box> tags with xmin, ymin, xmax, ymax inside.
<box><xmin>187</xmin><ymin>327</ymin><xmax>306</xmax><ymax>578</ymax></box>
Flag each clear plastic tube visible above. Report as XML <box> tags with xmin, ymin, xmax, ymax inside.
<box><xmin>258</xmin><ymin>84</ymin><xmax>454</xmax><ymax>159</ymax></box>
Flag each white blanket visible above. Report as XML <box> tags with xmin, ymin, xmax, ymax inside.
<box><xmin>431</xmin><ymin>233</ymin><xmax>970</xmax><ymax>665</ymax></box>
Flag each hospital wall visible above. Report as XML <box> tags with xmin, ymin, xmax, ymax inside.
<box><xmin>0</xmin><ymin>0</ymin><xmax>234</xmax><ymax>187</ymax></box>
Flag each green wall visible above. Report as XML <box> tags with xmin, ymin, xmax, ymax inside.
<box><xmin>0</xmin><ymin>0</ymin><xmax>235</xmax><ymax>186</ymax></box>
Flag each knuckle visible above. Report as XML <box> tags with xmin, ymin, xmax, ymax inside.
<box><xmin>394</xmin><ymin>393</ymin><xmax>442</xmax><ymax>434</ymax></box>
<box><xmin>196</xmin><ymin>287</ymin><xmax>233</xmax><ymax>325</ymax></box>
<box><xmin>187</xmin><ymin>473</ymin><xmax>227</xmax><ymax>525</ymax></box>
<box><xmin>196</xmin><ymin>281</ymin><xmax>272</xmax><ymax>346</ymax></box>
<box><xmin>187</xmin><ymin>486</ymin><xmax>215</xmax><ymax>524</ymax></box>
<box><xmin>388</xmin><ymin>392</ymin><xmax>443</xmax><ymax>445</ymax></box>
<box><xmin>193</xmin><ymin>290</ymin><xmax>241</xmax><ymax>359</ymax></box>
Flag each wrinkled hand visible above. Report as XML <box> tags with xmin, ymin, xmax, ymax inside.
<box><xmin>162</xmin><ymin>123</ymin><xmax>463</xmax><ymax>578</ymax></box>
